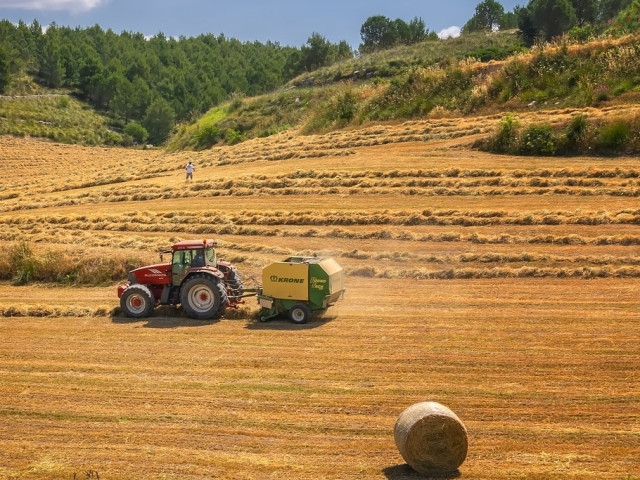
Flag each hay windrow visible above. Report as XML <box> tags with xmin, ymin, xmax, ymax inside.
<box><xmin>0</xmin><ymin>305</ymin><xmax>114</xmax><ymax>317</ymax></box>
<box><xmin>346</xmin><ymin>265</ymin><xmax>640</xmax><ymax>280</ymax></box>
<box><xmin>1</xmin><ymin>208</ymin><xmax>639</xmax><ymax>229</ymax></box>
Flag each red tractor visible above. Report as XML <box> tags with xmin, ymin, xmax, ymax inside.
<box><xmin>117</xmin><ymin>239</ymin><xmax>243</xmax><ymax>320</ymax></box>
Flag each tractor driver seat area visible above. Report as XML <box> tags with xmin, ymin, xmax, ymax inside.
<box><xmin>172</xmin><ymin>249</ymin><xmax>208</xmax><ymax>284</ymax></box>
<box><xmin>192</xmin><ymin>250</ymin><xmax>205</xmax><ymax>267</ymax></box>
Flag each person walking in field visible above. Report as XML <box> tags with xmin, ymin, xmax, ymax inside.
<box><xmin>185</xmin><ymin>161</ymin><xmax>195</xmax><ymax>180</ymax></box>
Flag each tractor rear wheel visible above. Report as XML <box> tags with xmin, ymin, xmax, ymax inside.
<box><xmin>288</xmin><ymin>303</ymin><xmax>311</xmax><ymax>324</ymax></box>
<box><xmin>120</xmin><ymin>284</ymin><xmax>155</xmax><ymax>318</ymax></box>
<box><xmin>180</xmin><ymin>274</ymin><xmax>228</xmax><ymax>319</ymax></box>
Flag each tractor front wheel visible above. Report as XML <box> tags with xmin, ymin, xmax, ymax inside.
<box><xmin>288</xmin><ymin>303</ymin><xmax>311</xmax><ymax>324</ymax></box>
<box><xmin>180</xmin><ymin>274</ymin><xmax>228</xmax><ymax>320</ymax></box>
<box><xmin>120</xmin><ymin>284</ymin><xmax>155</xmax><ymax>318</ymax></box>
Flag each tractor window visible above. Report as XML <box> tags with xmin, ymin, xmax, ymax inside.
<box><xmin>205</xmin><ymin>246</ymin><xmax>216</xmax><ymax>265</ymax></box>
<box><xmin>173</xmin><ymin>250</ymin><xmax>206</xmax><ymax>268</ymax></box>
<box><xmin>172</xmin><ymin>250</ymin><xmax>191</xmax><ymax>285</ymax></box>
<box><xmin>192</xmin><ymin>249</ymin><xmax>205</xmax><ymax>267</ymax></box>
<box><xmin>173</xmin><ymin>250</ymin><xmax>192</xmax><ymax>268</ymax></box>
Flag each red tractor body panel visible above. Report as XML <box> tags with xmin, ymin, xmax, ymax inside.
<box><xmin>117</xmin><ymin>263</ymin><xmax>171</xmax><ymax>301</ymax></box>
<box><xmin>130</xmin><ymin>263</ymin><xmax>172</xmax><ymax>286</ymax></box>
<box><xmin>117</xmin><ymin>264</ymin><xmax>225</xmax><ymax>298</ymax></box>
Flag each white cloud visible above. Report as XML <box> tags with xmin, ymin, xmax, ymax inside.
<box><xmin>438</xmin><ymin>26</ymin><xmax>461</xmax><ymax>39</ymax></box>
<box><xmin>0</xmin><ymin>0</ymin><xmax>104</xmax><ymax>12</ymax></box>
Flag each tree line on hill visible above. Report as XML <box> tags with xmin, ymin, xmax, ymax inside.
<box><xmin>0</xmin><ymin>14</ymin><xmax>442</xmax><ymax>144</ymax></box>
<box><xmin>0</xmin><ymin>21</ymin><xmax>355</xmax><ymax>143</ymax></box>
<box><xmin>0</xmin><ymin>0</ymin><xmax>637</xmax><ymax>146</ymax></box>
<box><xmin>463</xmin><ymin>0</ymin><xmax>636</xmax><ymax>44</ymax></box>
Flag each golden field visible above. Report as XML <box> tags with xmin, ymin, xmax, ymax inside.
<box><xmin>0</xmin><ymin>108</ymin><xmax>639</xmax><ymax>480</ymax></box>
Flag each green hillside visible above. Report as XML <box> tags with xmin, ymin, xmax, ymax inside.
<box><xmin>0</xmin><ymin>74</ymin><xmax>122</xmax><ymax>145</ymax></box>
<box><xmin>166</xmin><ymin>30</ymin><xmax>522</xmax><ymax>151</ymax></box>
<box><xmin>1</xmin><ymin>0</ymin><xmax>640</xmax><ymax>150</ymax></box>
<box><xmin>170</xmin><ymin>31</ymin><xmax>640</xmax><ymax>153</ymax></box>
<box><xmin>4</xmin><ymin>29</ymin><xmax>640</xmax><ymax>154</ymax></box>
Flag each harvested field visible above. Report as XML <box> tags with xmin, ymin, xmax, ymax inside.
<box><xmin>1</xmin><ymin>110</ymin><xmax>639</xmax><ymax>480</ymax></box>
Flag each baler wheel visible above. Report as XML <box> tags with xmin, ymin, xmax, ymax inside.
<box><xmin>180</xmin><ymin>274</ymin><xmax>228</xmax><ymax>319</ymax></box>
<box><xmin>120</xmin><ymin>284</ymin><xmax>154</xmax><ymax>318</ymax></box>
<box><xmin>288</xmin><ymin>303</ymin><xmax>311</xmax><ymax>324</ymax></box>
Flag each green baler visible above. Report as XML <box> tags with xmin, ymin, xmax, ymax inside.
<box><xmin>257</xmin><ymin>256</ymin><xmax>345</xmax><ymax>323</ymax></box>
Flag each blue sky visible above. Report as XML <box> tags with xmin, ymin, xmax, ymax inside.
<box><xmin>0</xmin><ymin>0</ymin><xmax>521</xmax><ymax>48</ymax></box>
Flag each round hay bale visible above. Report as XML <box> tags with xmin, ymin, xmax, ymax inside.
<box><xmin>394</xmin><ymin>401</ymin><xmax>468</xmax><ymax>475</ymax></box>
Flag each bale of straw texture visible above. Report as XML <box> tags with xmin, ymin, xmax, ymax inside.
<box><xmin>394</xmin><ymin>401</ymin><xmax>468</xmax><ymax>475</ymax></box>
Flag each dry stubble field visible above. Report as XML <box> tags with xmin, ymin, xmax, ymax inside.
<box><xmin>0</xmin><ymin>109</ymin><xmax>639</xmax><ymax>480</ymax></box>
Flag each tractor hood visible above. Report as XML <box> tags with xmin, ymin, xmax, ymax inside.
<box><xmin>129</xmin><ymin>263</ymin><xmax>172</xmax><ymax>285</ymax></box>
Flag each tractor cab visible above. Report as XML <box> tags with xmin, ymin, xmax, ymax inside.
<box><xmin>170</xmin><ymin>239</ymin><xmax>218</xmax><ymax>286</ymax></box>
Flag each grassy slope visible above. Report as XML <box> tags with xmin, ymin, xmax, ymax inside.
<box><xmin>169</xmin><ymin>32</ymin><xmax>519</xmax><ymax>151</ymax></box>
<box><xmin>172</xmin><ymin>32</ymin><xmax>640</xmax><ymax>150</ymax></box>
<box><xmin>0</xmin><ymin>74</ymin><xmax>121</xmax><ymax>145</ymax></box>
<box><xmin>288</xmin><ymin>30</ymin><xmax>522</xmax><ymax>87</ymax></box>
<box><xmin>0</xmin><ymin>94</ymin><xmax>122</xmax><ymax>145</ymax></box>
<box><xmin>169</xmin><ymin>31</ymin><xmax>523</xmax><ymax>150</ymax></box>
